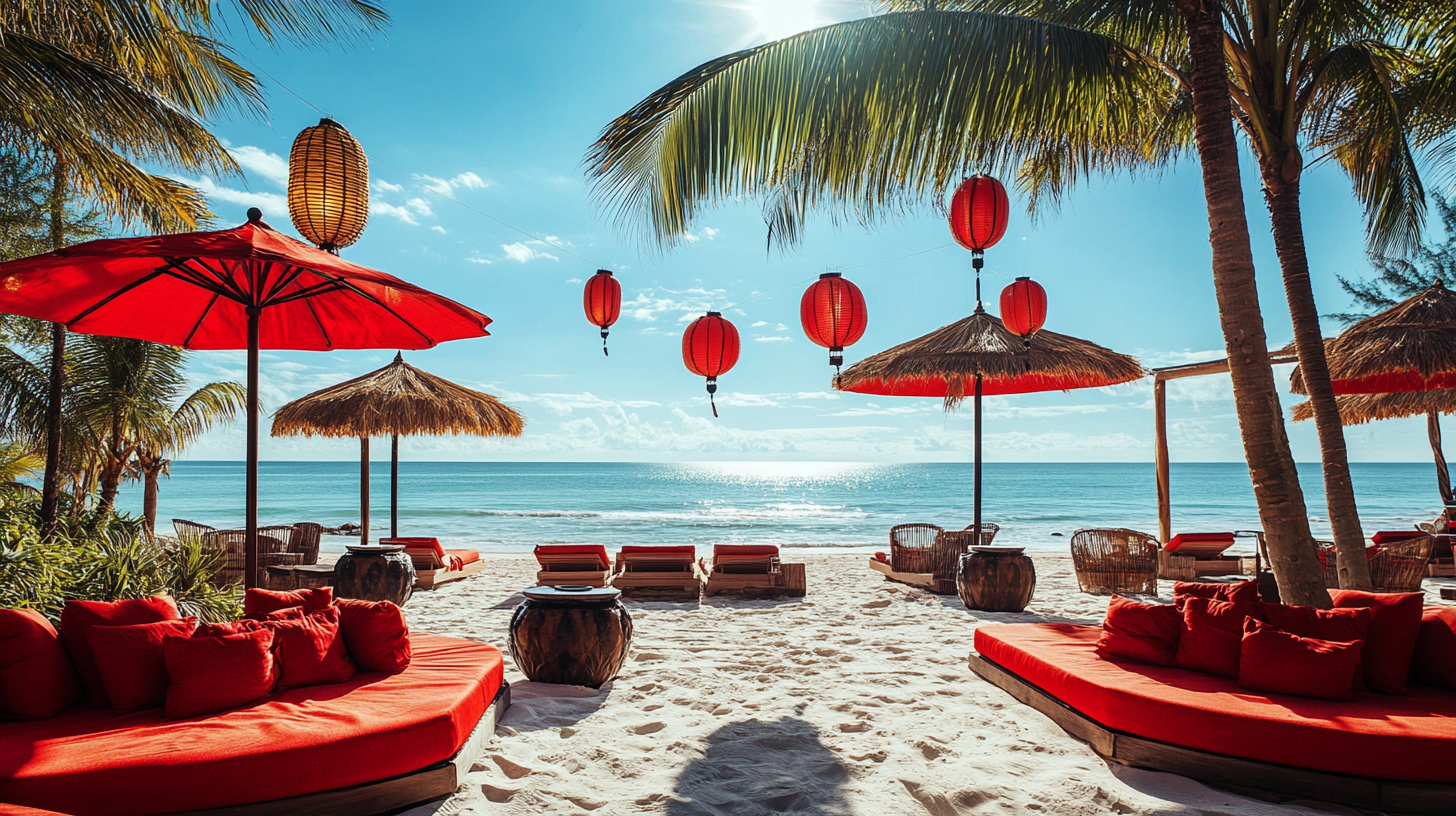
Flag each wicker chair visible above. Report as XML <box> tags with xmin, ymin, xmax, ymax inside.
<box><xmin>285</xmin><ymin>522</ymin><xmax>323</xmax><ymax>565</ymax></box>
<box><xmin>1070</xmin><ymin>528</ymin><xmax>1159</xmax><ymax>595</ymax></box>
<box><xmin>934</xmin><ymin>523</ymin><xmax>1001</xmax><ymax>578</ymax></box>
<box><xmin>1369</xmin><ymin>535</ymin><xmax>1433</xmax><ymax>592</ymax></box>
<box><xmin>208</xmin><ymin>528</ymin><xmax>296</xmax><ymax>586</ymax></box>
<box><xmin>890</xmin><ymin>523</ymin><xmax>943</xmax><ymax>574</ymax></box>
<box><xmin>172</xmin><ymin>519</ymin><xmax>216</xmax><ymax>541</ymax></box>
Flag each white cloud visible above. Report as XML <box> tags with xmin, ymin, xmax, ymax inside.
<box><xmin>465</xmin><ymin>256</ymin><xmax>492</xmax><ymax>265</ymax></box>
<box><xmin>227</xmin><ymin>146</ymin><xmax>288</xmax><ymax>187</ymax></box>
<box><xmin>406</xmin><ymin>197</ymin><xmax>434</xmax><ymax>216</ymax></box>
<box><xmin>176</xmin><ymin>176</ymin><xmax>288</xmax><ymax>220</ymax></box>
<box><xmin>431</xmin><ymin>225</ymin><xmax>447</xmax><ymax>234</ymax></box>
<box><xmin>754</xmin><ymin>336</ymin><xmax>792</xmax><ymax>343</ymax></box>
<box><xmin>751</xmin><ymin>321</ymin><xmax>769</xmax><ymax>328</ymax></box>
<box><xmin>373</xmin><ymin>179</ymin><xmax>405</xmax><ymax>194</ymax></box>
<box><xmin>501</xmin><ymin>241</ymin><xmax>559</xmax><ymax>263</ymax></box>
<box><xmin>413</xmin><ymin>172</ymin><xmax>493</xmax><ymax>196</ymax></box>
<box><xmin>414</xmin><ymin>174</ymin><xmax>453</xmax><ymax>196</ymax></box>
<box><xmin>623</xmin><ymin>286</ymin><xmax>723</xmax><ymax>323</ymax></box>
<box><xmin>679</xmin><ymin>226</ymin><xmax>720</xmax><ymax>243</ymax></box>
<box><xmin>451</xmin><ymin>172</ymin><xmax>489</xmax><ymax>189</ymax></box>
<box><xmin>370</xmin><ymin>199</ymin><xmax>419</xmax><ymax>225</ymax></box>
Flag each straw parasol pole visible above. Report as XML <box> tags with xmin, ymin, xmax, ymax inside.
<box><xmin>1292</xmin><ymin>391</ymin><xmax>1456</xmax><ymax>506</ymax></box>
<box><xmin>272</xmin><ymin>353</ymin><xmax>523</xmax><ymax>541</ymax></box>
<box><xmin>837</xmin><ymin>306</ymin><xmax>1144</xmax><ymax>546</ymax></box>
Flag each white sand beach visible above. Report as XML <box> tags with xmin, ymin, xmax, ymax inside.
<box><xmin>400</xmin><ymin>553</ymin><xmax>1352</xmax><ymax>816</ymax></box>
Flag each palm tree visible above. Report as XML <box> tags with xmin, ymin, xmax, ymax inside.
<box><xmin>584</xmin><ymin>6</ymin><xmax>1339</xmax><ymax>605</ymax></box>
<box><xmin>1</xmin><ymin>0</ymin><xmax>388</xmax><ymax>536</ymax></box>
<box><xmin>131</xmin><ymin>380</ymin><xmax>246</xmax><ymax>536</ymax></box>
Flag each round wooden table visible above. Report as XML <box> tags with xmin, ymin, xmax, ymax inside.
<box><xmin>957</xmin><ymin>547</ymin><xmax>1035</xmax><ymax>612</ymax></box>
<box><xmin>334</xmin><ymin>545</ymin><xmax>415</xmax><ymax>606</ymax></box>
<box><xmin>509</xmin><ymin>585</ymin><xmax>632</xmax><ymax>688</ymax></box>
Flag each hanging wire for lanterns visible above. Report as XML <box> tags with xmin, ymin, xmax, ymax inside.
<box><xmin>949</xmin><ymin>175</ymin><xmax>1009</xmax><ymax>310</ymax></box>
<box><xmin>288</xmin><ymin>118</ymin><xmax>369</xmax><ymax>254</ymax></box>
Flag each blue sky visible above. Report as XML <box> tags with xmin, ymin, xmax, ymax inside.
<box><xmin>170</xmin><ymin>0</ymin><xmax>1441</xmax><ymax>463</ymax></box>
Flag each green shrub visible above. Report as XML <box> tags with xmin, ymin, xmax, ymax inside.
<box><xmin>0</xmin><ymin>489</ymin><xmax>240</xmax><ymax>623</ymax></box>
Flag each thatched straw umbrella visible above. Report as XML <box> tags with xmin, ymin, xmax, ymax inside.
<box><xmin>1292</xmin><ymin>390</ymin><xmax>1456</xmax><ymax>505</ymax></box>
<box><xmin>272</xmin><ymin>353</ymin><xmax>524</xmax><ymax>542</ymax></box>
<box><xmin>836</xmin><ymin>308</ymin><xmax>1144</xmax><ymax>543</ymax></box>
<box><xmin>1291</xmin><ymin>281</ymin><xmax>1456</xmax><ymax>395</ymax></box>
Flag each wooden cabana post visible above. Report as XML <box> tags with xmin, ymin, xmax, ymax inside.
<box><xmin>1152</xmin><ymin>351</ymin><xmax>1299</xmax><ymax>543</ymax></box>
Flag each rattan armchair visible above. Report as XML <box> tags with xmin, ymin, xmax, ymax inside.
<box><xmin>1070</xmin><ymin>528</ymin><xmax>1160</xmax><ymax>595</ymax></box>
<box><xmin>285</xmin><ymin>522</ymin><xmax>323</xmax><ymax>565</ymax></box>
<box><xmin>934</xmin><ymin>523</ymin><xmax>1001</xmax><ymax>578</ymax></box>
<box><xmin>1369</xmin><ymin>535</ymin><xmax>1433</xmax><ymax>592</ymax></box>
<box><xmin>172</xmin><ymin>519</ymin><xmax>216</xmax><ymax>541</ymax></box>
<box><xmin>890</xmin><ymin>523</ymin><xmax>943</xmax><ymax>574</ymax></box>
<box><xmin>208</xmin><ymin>528</ymin><xmax>296</xmax><ymax>586</ymax></box>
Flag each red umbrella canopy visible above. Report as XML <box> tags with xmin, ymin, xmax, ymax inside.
<box><xmin>835</xmin><ymin>311</ymin><xmax>1143</xmax><ymax>401</ymax></box>
<box><xmin>0</xmin><ymin>212</ymin><xmax>490</xmax><ymax>349</ymax></box>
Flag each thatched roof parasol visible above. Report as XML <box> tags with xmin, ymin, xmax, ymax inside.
<box><xmin>836</xmin><ymin>310</ymin><xmax>1145</xmax><ymax>407</ymax></box>
<box><xmin>1291</xmin><ymin>389</ymin><xmax>1456</xmax><ymax>506</ymax></box>
<box><xmin>1290</xmin><ymin>281</ymin><xmax>1456</xmax><ymax>395</ymax></box>
<box><xmin>272</xmin><ymin>352</ymin><xmax>524</xmax><ymax>439</ymax></box>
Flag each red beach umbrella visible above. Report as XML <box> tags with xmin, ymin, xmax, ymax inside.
<box><xmin>837</xmin><ymin>308</ymin><xmax>1143</xmax><ymax>546</ymax></box>
<box><xmin>0</xmin><ymin>209</ymin><xmax>491</xmax><ymax>587</ymax></box>
<box><xmin>683</xmin><ymin>312</ymin><xmax>740</xmax><ymax>417</ymax></box>
<box><xmin>583</xmin><ymin>269</ymin><xmax>622</xmax><ymax>356</ymax></box>
<box><xmin>1291</xmin><ymin>280</ymin><xmax>1456</xmax><ymax>395</ymax></box>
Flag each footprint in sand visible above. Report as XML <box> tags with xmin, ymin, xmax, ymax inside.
<box><xmin>558</xmin><ymin>727</ymin><xmax>576</xmax><ymax>738</ymax></box>
<box><xmin>630</xmin><ymin>721</ymin><xmax>666</xmax><ymax>735</ymax></box>
<box><xmin>861</xmin><ymin>600</ymin><xmax>892</xmax><ymax>609</ymax></box>
<box><xmin>481</xmin><ymin>784</ymin><xmax>517</xmax><ymax>803</ymax></box>
<box><xmin>838</xmin><ymin>721</ymin><xmax>871</xmax><ymax>733</ymax></box>
<box><xmin>490</xmin><ymin>755</ymin><xmax>536</xmax><ymax>779</ymax></box>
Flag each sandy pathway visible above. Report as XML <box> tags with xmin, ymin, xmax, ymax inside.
<box><xmin>402</xmin><ymin>554</ymin><xmax>1332</xmax><ymax>816</ymax></box>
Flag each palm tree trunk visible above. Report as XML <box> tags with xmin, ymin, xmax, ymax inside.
<box><xmin>1430</xmin><ymin>411</ymin><xmax>1453</xmax><ymax>506</ymax></box>
<box><xmin>40</xmin><ymin>157</ymin><xmax>66</xmax><ymax>539</ymax></box>
<box><xmin>143</xmin><ymin>464</ymin><xmax>161</xmax><ymax>537</ymax></box>
<box><xmin>1176</xmin><ymin>0</ymin><xmax>1329</xmax><ymax>607</ymax></box>
<box><xmin>1263</xmin><ymin>164</ymin><xmax>1373</xmax><ymax>591</ymax></box>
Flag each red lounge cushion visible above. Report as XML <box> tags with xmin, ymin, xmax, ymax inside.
<box><xmin>873</xmin><ymin>552</ymin><xmax>888</xmax><ymax>564</ymax></box>
<box><xmin>0</xmin><ymin>609</ymin><xmax>80</xmax><ymax>719</ymax></box>
<box><xmin>973</xmin><ymin>622</ymin><xmax>1456</xmax><ymax>782</ymax></box>
<box><xmin>268</xmin><ymin>608</ymin><xmax>354</xmax><ymax>690</ymax></box>
<box><xmin>163</xmin><ymin>629</ymin><xmax>276</xmax><ymax>720</ymax></box>
<box><xmin>1412</xmin><ymin>606</ymin><xmax>1456</xmax><ymax>689</ymax></box>
<box><xmin>619</xmin><ymin>545</ymin><xmax>696</xmax><ymax>556</ymax></box>
<box><xmin>385</xmin><ymin>538</ymin><xmax>462</xmax><ymax>570</ymax></box>
<box><xmin>445</xmin><ymin>549</ymin><xmax>479</xmax><ymax>567</ymax></box>
<box><xmin>0</xmin><ymin>634</ymin><xmax>503</xmax><ymax>815</ymax></box>
<box><xmin>59</xmin><ymin>597</ymin><xmax>178</xmax><ymax>708</ymax></box>
<box><xmin>1174</xmin><ymin>598</ymin><xmax>1262</xmax><ymax>678</ymax></box>
<box><xmin>535</xmin><ymin>544</ymin><xmax>609</xmax><ymax>570</ymax></box>
<box><xmin>243</xmin><ymin>587</ymin><xmax>332</xmax><ymax>620</ymax></box>
<box><xmin>1330</xmin><ymin>589</ymin><xmax>1423</xmax><ymax>695</ymax></box>
<box><xmin>1096</xmin><ymin>596</ymin><xmax>1180</xmax><ymax>666</ymax></box>
<box><xmin>1172</xmin><ymin>579</ymin><xmax>1259</xmax><ymax>607</ymax></box>
<box><xmin>1238</xmin><ymin>618</ymin><xmax>1363</xmax><ymax>701</ymax></box>
<box><xmin>87</xmin><ymin>618</ymin><xmax>196</xmax><ymax>714</ymax></box>
<box><xmin>1371</xmin><ymin>530</ymin><xmax>1424</xmax><ymax>546</ymax></box>
<box><xmin>1165</xmin><ymin>532</ymin><xmax>1234</xmax><ymax>556</ymax></box>
<box><xmin>336</xmin><ymin>599</ymin><xmax>411</xmax><ymax>673</ymax></box>
<box><xmin>713</xmin><ymin>544</ymin><xmax>780</xmax><ymax>557</ymax></box>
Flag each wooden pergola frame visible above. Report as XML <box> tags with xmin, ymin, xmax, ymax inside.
<box><xmin>1152</xmin><ymin>351</ymin><xmax>1299</xmax><ymax>543</ymax></box>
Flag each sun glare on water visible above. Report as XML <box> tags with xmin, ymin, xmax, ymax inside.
<box><xmin>739</xmin><ymin>0</ymin><xmax>823</xmax><ymax>40</ymax></box>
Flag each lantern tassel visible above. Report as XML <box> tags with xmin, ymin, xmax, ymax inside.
<box><xmin>601</xmin><ymin>328</ymin><xmax>610</xmax><ymax>357</ymax></box>
<box><xmin>707</xmin><ymin>378</ymin><xmax>719</xmax><ymax>418</ymax></box>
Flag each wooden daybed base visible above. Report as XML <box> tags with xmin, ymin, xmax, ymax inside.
<box><xmin>968</xmin><ymin>652</ymin><xmax>1456</xmax><ymax>815</ymax></box>
<box><xmin>182</xmin><ymin>681</ymin><xmax>511</xmax><ymax>816</ymax></box>
<box><xmin>414</xmin><ymin>557</ymin><xmax>487</xmax><ymax>590</ymax></box>
<box><xmin>868</xmin><ymin>557</ymin><xmax>956</xmax><ymax>594</ymax></box>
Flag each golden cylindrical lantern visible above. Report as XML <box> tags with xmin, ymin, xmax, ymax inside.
<box><xmin>288</xmin><ymin>118</ymin><xmax>369</xmax><ymax>252</ymax></box>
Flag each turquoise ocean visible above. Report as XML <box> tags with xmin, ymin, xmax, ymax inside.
<box><xmin>113</xmin><ymin>461</ymin><xmax>1445</xmax><ymax>557</ymax></box>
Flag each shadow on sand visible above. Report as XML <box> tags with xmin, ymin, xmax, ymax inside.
<box><xmin>666</xmin><ymin>717</ymin><xmax>852</xmax><ymax>815</ymax></box>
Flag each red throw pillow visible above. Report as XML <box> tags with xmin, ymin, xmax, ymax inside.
<box><xmin>163</xmin><ymin>629</ymin><xmax>275</xmax><ymax>719</ymax></box>
<box><xmin>1411</xmin><ymin>606</ymin><xmax>1456</xmax><ymax>689</ymax></box>
<box><xmin>1238</xmin><ymin>618</ymin><xmax>1364</xmax><ymax>701</ymax></box>
<box><xmin>88</xmin><ymin>618</ymin><xmax>197</xmax><ymax>714</ymax></box>
<box><xmin>194</xmin><ymin>619</ymin><xmax>265</xmax><ymax>638</ymax></box>
<box><xmin>60</xmin><ymin>596</ymin><xmax>178</xmax><ymax>708</ymax></box>
<box><xmin>1096</xmin><ymin>596</ymin><xmax>1180</xmax><ymax>666</ymax></box>
<box><xmin>1260</xmin><ymin>601</ymin><xmax>1371</xmax><ymax>691</ymax></box>
<box><xmin>0</xmin><ymin>608</ymin><xmax>81</xmax><ymax>719</ymax></box>
<box><xmin>263</xmin><ymin>606</ymin><xmax>307</xmax><ymax>621</ymax></box>
<box><xmin>1329</xmin><ymin>589</ymin><xmax>1424</xmax><ymax>695</ymax></box>
<box><xmin>1173</xmin><ymin>580</ymin><xmax>1259</xmax><ymax>607</ymax></box>
<box><xmin>268</xmin><ymin>607</ymin><xmax>355</xmax><ymax>690</ymax></box>
<box><xmin>336</xmin><ymin>598</ymin><xmax>411</xmax><ymax>672</ymax></box>
<box><xmin>243</xmin><ymin>587</ymin><xmax>333</xmax><ymax>620</ymax></box>
<box><xmin>1175</xmin><ymin>598</ymin><xmax>1263</xmax><ymax>678</ymax></box>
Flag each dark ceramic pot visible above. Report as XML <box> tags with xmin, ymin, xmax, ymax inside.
<box><xmin>957</xmin><ymin>549</ymin><xmax>1035</xmax><ymax>613</ymax></box>
<box><xmin>334</xmin><ymin>548</ymin><xmax>415</xmax><ymax>606</ymax></box>
<box><xmin>509</xmin><ymin>585</ymin><xmax>632</xmax><ymax>688</ymax></box>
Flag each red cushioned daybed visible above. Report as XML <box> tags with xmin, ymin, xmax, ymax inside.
<box><xmin>0</xmin><ymin>633</ymin><xmax>509</xmax><ymax>816</ymax></box>
<box><xmin>970</xmin><ymin>623</ymin><xmax>1456</xmax><ymax>813</ymax></box>
<box><xmin>384</xmin><ymin>537</ymin><xmax>487</xmax><ymax>590</ymax></box>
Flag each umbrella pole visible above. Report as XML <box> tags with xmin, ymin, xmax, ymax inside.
<box><xmin>1430</xmin><ymin>411</ymin><xmax>1453</xmax><ymax>507</ymax></box>
<box><xmin>360</xmin><ymin>437</ymin><xmax>370</xmax><ymax>546</ymax></box>
<box><xmin>391</xmin><ymin>434</ymin><xmax>399</xmax><ymax>538</ymax></box>
<box><xmin>974</xmin><ymin>374</ymin><xmax>983</xmax><ymax>546</ymax></box>
<box><xmin>245</xmin><ymin>307</ymin><xmax>260</xmax><ymax>589</ymax></box>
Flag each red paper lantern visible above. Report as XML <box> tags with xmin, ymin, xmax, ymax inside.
<box><xmin>683</xmin><ymin>311</ymin><xmax>740</xmax><ymax>417</ymax></box>
<box><xmin>1000</xmin><ymin>276</ymin><xmax>1047</xmax><ymax>346</ymax></box>
<box><xmin>949</xmin><ymin>175</ymin><xmax>1009</xmax><ymax>264</ymax></box>
<box><xmin>800</xmin><ymin>272</ymin><xmax>868</xmax><ymax>371</ymax></box>
<box><xmin>583</xmin><ymin>269</ymin><xmax>622</xmax><ymax>356</ymax></box>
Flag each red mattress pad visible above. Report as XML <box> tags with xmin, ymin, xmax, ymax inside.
<box><xmin>974</xmin><ymin>623</ymin><xmax>1456</xmax><ymax>783</ymax></box>
<box><xmin>0</xmin><ymin>633</ymin><xmax>504</xmax><ymax>815</ymax></box>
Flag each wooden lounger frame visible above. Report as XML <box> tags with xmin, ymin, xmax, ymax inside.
<box><xmin>536</xmin><ymin>566</ymin><xmax>610</xmax><ymax>588</ymax></box>
<box><xmin>612</xmin><ymin>554</ymin><xmax>705</xmax><ymax>600</ymax></box>
<box><xmin>868</xmin><ymin>557</ymin><xmax>956</xmax><ymax>594</ymax></box>
<box><xmin>180</xmin><ymin>680</ymin><xmax>511</xmax><ymax>816</ymax></box>
<box><xmin>968</xmin><ymin>652</ymin><xmax>1456</xmax><ymax>815</ymax></box>
<box><xmin>414</xmin><ymin>557</ymin><xmax>487</xmax><ymax>590</ymax></box>
<box><xmin>704</xmin><ymin>560</ymin><xmax>806</xmax><ymax>597</ymax></box>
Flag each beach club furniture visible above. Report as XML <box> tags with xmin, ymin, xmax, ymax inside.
<box><xmin>956</xmin><ymin>546</ymin><xmax>1035</xmax><ymax>612</ymax></box>
<box><xmin>1418</xmin><ymin>515</ymin><xmax>1456</xmax><ymax>576</ymax></box>
<box><xmin>702</xmin><ymin>544</ymin><xmax>807</xmax><ymax>597</ymax></box>
<box><xmin>0</xmin><ymin>596</ymin><xmax>511</xmax><ymax>815</ymax></box>
<box><xmin>870</xmin><ymin>523</ymin><xmax>957</xmax><ymax>595</ymax></box>
<box><xmin>612</xmin><ymin>545</ymin><xmax>705</xmax><ymax>599</ymax></box>
<box><xmin>1070</xmin><ymin>528</ymin><xmax>1159</xmax><ymax>595</ymax></box>
<box><xmin>172</xmin><ymin>518</ymin><xmax>216</xmax><ymax>541</ymax></box>
<box><xmin>335</xmin><ymin>545</ymin><xmax>417</xmax><ymax>606</ymax></box>
<box><xmin>509</xmin><ymin>585</ymin><xmax>633</xmax><ymax>688</ymax></box>
<box><xmin>1313</xmin><ymin>533</ymin><xmax>1434</xmax><ymax>592</ymax></box>
<box><xmin>967</xmin><ymin>594</ymin><xmax>1456</xmax><ymax>814</ymax></box>
<box><xmin>210</xmin><ymin>528</ymin><xmax>297</xmax><ymax>586</ymax></box>
<box><xmin>285</xmin><ymin>521</ymin><xmax>324</xmax><ymax>565</ymax></box>
<box><xmin>383</xmin><ymin>537</ymin><xmax>486</xmax><ymax>590</ymax></box>
<box><xmin>1156</xmin><ymin>532</ymin><xmax>1242</xmax><ymax>580</ymax></box>
<box><xmin>534</xmin><ymin>544</ymin><xmax>612</xmax><ymax>588</ymax></box>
